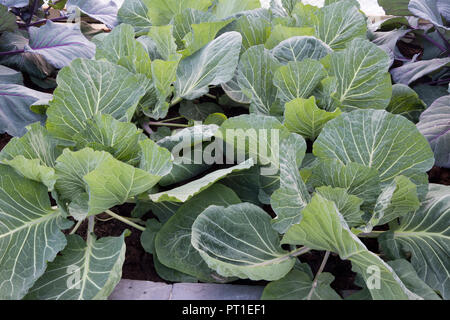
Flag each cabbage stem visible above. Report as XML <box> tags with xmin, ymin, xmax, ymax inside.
<box><xmin>105</xmin><ymin>210</ymin><xmax>146</xmax><ymax>232</ymax></box>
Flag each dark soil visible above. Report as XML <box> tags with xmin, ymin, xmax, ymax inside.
<box><xmin>397</xmin><ymin>40</ymin><xmax>423</xmax><ymax>60</ymax></box>
<box><xmin>428</xmin><ymin>166</ymin><xmax>450</xmax><ymax>185</ymax></box>
<box><xmin>300</xmin><ymin>251</ymin><xmax>359</xmax><ymax>291</ymax></box>
<box><xmin>0</xmin><ymin>134</ymin><xmax>11</xmax><ymax>150</ymax></box>
<box><xmin>65</xmin><ymin>206</ymin><xmax>165</xmax><ymax>283</ymax></box>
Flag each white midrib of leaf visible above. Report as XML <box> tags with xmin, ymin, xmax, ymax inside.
<box><xmin>0</xmin><ymin>210</ymin><xmax>60</xmax><ymax>287</ymax></box>
<box><xmin>180</xmin><ymin>44</ymin><xmax>222</xmax><ymax>97</ymax></box>
<box><xmin>198</xmin><ymin>215</ymin><xmax>281</xmax><ymax>259</ymax></box>
<box><xmin>339</xmin><ymin>53</ymin><xmax>369</xmax><ymax>103</ymax></box>
<box><xmin>0</xmin><ymin>209</ymin><xmax>57</xmax><ymax>239</ymax></box>
<box><xmin>377</xmin><ymin>139</ymin><xmax>421</xmax><ymax>181</ymax></box>
<box><xmin>246</xmin><ymin>80</ymin><xmax>268</xmax><ymax>113</ymax></box>
<box><xmin>324</xmin><ymin>17</ymin><xmax>347</xmax><ymax>48</ymax></box>
<box><xmin>393</xmin><ymin>231</ymin><xmax>450</xmax><ymax>240</ymax></box>
<box><xmin>34</xmin><ymin>235</ymin><xmax>97</xmax><ymax>300</ymax></box>
<box><xmin>197</xmin><ymin>212</ymin><xmax>310</xmax><ymax>266</ymax></box>
<box><xmin>394</xmin><ymin>232</ymin><xmax>450</xmax><ymax>280</ymax></box>
<box><xmin>77</xmin><ymin>233</ymin><xmax>97</xmax><ymax>300</ymax></box>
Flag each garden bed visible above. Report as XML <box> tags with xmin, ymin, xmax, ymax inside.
<box><xmin>1</xmin><ymin>131</ymin><xmax>448</xmax><ymax>298</ymax></box>
<box><xmin>1</xmin><ymin>0</ymin><xmax>449</xmax><ymax>301</ymax></box>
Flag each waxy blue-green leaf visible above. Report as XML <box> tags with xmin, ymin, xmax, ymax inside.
<box><xmin>73</xmin><ymin>114</ymin><xmax>145</xmax><ymax>165</ymax></box>
<box><xmin>57</xmin><ymin>143</ymin><xmax>165</xmax><ymax>219</ymax></box>
<box><xmin>314</xmin><ymin>0</ymin><xmax>367</xmax><ymax>50</ymax></box>
<box><xmin>95</xmin><ymin>23</ymin><xmax>151</xmax><ymax>76</ymax></box>
<box><xmin>308</xmin><ymin>159</ymin><xmax>381</xmax><ymax>210</ymax></box>
<box><xmin>156</xmin><ymin>124</ymin><xmax>217</xmax><ymax>186</ymax></box>
<box><xmin>147</xmin><ymin>59</ymin><xmax>178</xmax><ymax>119</ymax></box>
<box><xmin>213</xmin><ymin>0</ymin><xmax>261</xmax><ymax>19</ymax></box>
<box><xmin>315</xmin><ymin>186</ymin><xmax>364</xmax><ymax>228</ymax></box>
<box><xmin>115</xmin><ymin>41</ymin><xmax>153</xmax><ymax>79</ymax></box>
<box><xmin>0</xmin><ymin>123</ymin><xmax>64</xmax><ymax>191</ymax></box>
<box><xmin>46</xmin><ymin>59</ymin><xmax>147</xmax><ymax>142</ymax></box>
<box><xmin>172</xmin><ymin>8</ymin><xmax>216</xmax><ymax>47</ymax></box>
<box><xmin>148</xmin><ymin>25</ymin><xmax>180</xmax><ymax>61</ymax></box>
<box><xmin>0</xmin><ymin>4</ymin><xmax>17</xmax><ymax>33</ymax></box>
<box><xmin>282</xmin><ymin>194</ymin><xmax>420</xmax><ymax>300</ymax></box>
<box><xmin>155</xmin><ymin>184</ymin><xmax>241</xmax><ymax>282</ymax></box>
<box><xmin>54</xmin><ymin>148</ymin><xmax>111</xmax><ymax>218</ymax></box>
<box><xmin>192</xmin><ymin>202</ymin><xmax>296</xmax><ymax>281</ymax></box>
<box><xmin>281</xmin><ymin>0</ymin><xmax>300</xmax><ymax>15</ymax></box>
<box><xmin>272</xmin><ymin>36</ymin><xmax>332</xmax><ymax>64</ymax></box>
<box><xmin>2</xmin><ymin>156</ymin><xmax>57</xmax><ymax>191</ymax></box>
<box><xmin>136</xmin><ymin>35</ymin><xmax>162</xmax><ymax>61</ymax></box>
<box><xmin>291</xmin><ymin>2</ymin><xmax>320</xmax><ymax>28</ymax></box>
<box><xmin>157</xmin><ymin>124</ymin><xmax>219</xmax><ymax>151</ymax></box>
<box><xmin>117</xmin><ymin>0</ymin><xmax>152</xmax><ymax>35</ymax></box>
<box><xmin>298</xmin><ymin>153</ymin><xmax>317</xmax><ymax>183</ymax></box>
<box><xmin>265</xmin><ymin>25</ymin><xmax>315</xmax><ymax>50</ymax></box>
<box><xmin>313</xmin><ymin>110</ymin><xmax>435</xmax><ymax>189</ymax></box>
<box><xmin>221</xmin><ymin>165</ymin><xmax>262</xmax><ymax>205</ymax></box>
<box><xmin>138</xmin><ymin>139</ymin><xmax>173</xmax><ymax>177</ymax></box>
<box><xmin>378</xmin><ymin>0</ymin><xmax>411</xmax><ymax>16</ymax></box>
<box><xmin>25</xmin><ymin>20</ymin><xmax>96</xmax><ymax>69</ymax></box>
<box><xmin>274</xmin><ymin>59</ymin><xmax>327</xmax><ymax>105</ymax></box>
<box><xmin>261</xmin><ymin>269</ymin><xmax>341</xmax><ymax>300</ymax></box>
<box><xmin>0</xmin><ymin>165</ymin><xmax>71</xmax><ymax>300</ymax></box>
<box><xmin>270</xmin><ymin>133</ymin><xmax>310</xmax><ymax>233</ymax></box>
<box><xmin>233</xmin><ymin>15</ymin><xmax>271</xmax><ymax>50</ymax></box>
<box><xmin>84</xmin><ymin>156</ymin><xmax>166</xmax><ymax>216</ymax></box>
<box><xmin>0</xmin><ymin>122</ymin><xmax>64</xmax><ymax>168</ymax></box>
<box><xmin>149</xmin><ymin>159</ymin><xmax>254</xmax><ymax>202</ymax></box>
<box><xmin>379</xmin><ymin>184</ymin><xmax>450</xmax><ymax>299</ymax></box>
<box><xmin>417</xmin><ymin>95</ymin><xmax>450</xmax><ymax>168</ymax></box>
<box><xmin>324</xmin><ymin>38</ymin><xmax>392</xmax><ymax>111</ymax></box>
<box><xmin>360</xmin><ymin>176</ymin><xmax>420</xmax><ymax>233</ymax></box>
<box><xmin>218</xmin><ymin>114</ymin><xmax>290</xmax><ymax>167</ymax></box>
<box><xmin>25</xmin><ymin>234</ymin><xmax>126</xmax><ymax>300</ymax></box>
<box><xmin>312</xmin><ymin>77</ymin><xmax>341</xmax><ymax>112</ymax></box>
<box><xmin>235</xmin><ymin>45</ymin><xmax>281</xmax><ymax>115</ymax></box>
<box><xmin>0</xmin><ymin>65</ymin><xmax>23</xmax><ymax>85</ymax></box>
<box><xmin>388</xmin><ymin>259</ymin><xmax>442</xmax><ymax>300</ymax></box>
<box><xmin>387</xmin><ymin>84</ymin><xmax>426</xmax><ymax>123</ymax></box>
<box><xmin>413</xmin><ymin>83</ymin><xmax>449</xmax><ymax>107</ymax></box>
<box><xmin>0</xmin><ymin>84</ymin><xmax>50</xmax><ymax>137</ymax></box>
<box><xmin>181</xmin><ymin>20</ymin><xmax>234</xmax><ymax>57</ymax></box>
<box><xmin>159</xmin><ymin>157</ymin><xmax>210</xmax><ymax>187</ymax></box>
<box><xmin>146</xmin><ymin>0</ymin><xmax>212</xmax><ymax>26</ymax></box>
<box><xmin>141</xmin><ymin>219</ymin><xmax>199</xmax><ymax>282</ymax></box>
<box><xmin>284</xmin><ymin>97</ymin><xmax>342</xmax><ymax>140</ymax></box>
<box><xmin>221</xmin><ymin>73</ymin><xmax>251</xmax><ymax>104</ymax></box>
<box><xmin>175</xmin><ymin>32</ymin><xmax>242</xmax><ymax>100</ymax></box>
<box><xmin>153</xmin><ymin>255</ymin><xmax>198</xmax><ymax>283</ymax></box>
<box><xmin>141</xmin><ymin>219</ymin><xmax>163</xmax><ymax>254</ymax></box>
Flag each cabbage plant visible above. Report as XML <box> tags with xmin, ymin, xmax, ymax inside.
<box><xmin>0</xmin><ymin>0</ymin><xmax>448</xmax><ymax>300</ymax></box>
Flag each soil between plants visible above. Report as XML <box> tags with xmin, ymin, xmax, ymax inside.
<box><xmin>1</xmin><ymin>129</ymin><xmax>450</xmax><ymax>296</ymax></box>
